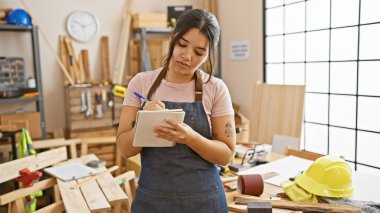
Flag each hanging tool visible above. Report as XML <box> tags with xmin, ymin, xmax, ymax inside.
<box><xmin>13</xmin><ymin>59</ymin><xmax>23</xmax><ymax>81</ymax></box>
<box><xmin>107</xmin><ymin>90</ymin><xmax>114</xmax><ymax>108</ymax></box>
<box><xmin>113</xmin><ymin>85</ymin><xmax>127</xmax><ymax>98</ymax></box>
<box><xmin>85</xmin><ymin>91</ymin><xmax>93</xmax><ymax>117</ymax></box>
<box><xmin>95</xmin><ymin>91</ymin><xmax>103</xmax><ymax>118</ymax></box>
<box><xmin>15</xmin><ymin>168</ymin><xmax>42</xmax><ymax>188</ymax></box>
<box><xmin>14</xmin><ymin>168</ymin><xmax>43</xmax><ymax>204</ymax></box>
<box><xmin>101</xmin><ymin>90</ymin><xmax>107</xmax><ymax>112</ymax></box>
<box><xmin>7</xmin><ymin>64</ymin><xmax>14</xmax><ymax>85</ymax></box>
<box><xmin>80</xmin><ymin>91</ymin><xmax>87</xmax><ymax>113</ymax></box>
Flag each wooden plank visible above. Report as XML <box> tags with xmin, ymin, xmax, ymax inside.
<box><xmin>32</xmin><ymin>138</ymin><xmax>66</xmax><ymax>149</ymax></box>
<box><xmin>81</xmin><ymin>154</ymin><xmax>127</xmax><ymax>204</ymax></box>
<box><xmin>64</xmin><ymin>36</ymin><xmax>81</xmax><ymax>84</ymax></box>
<box><xmin>0</xmin><ymin>178</ymin><xmax>57</xmax><ymax>205</ymax></box>
<box><xmin>101</xmin><ymin>36</ymin><xmax>111</xmax><ymax>83</ymax></box>
<box><xmin>81</xmin><ymin>136</ymin><xmax>116</xmax><ymax>144</ymax></box>
<box><xmin>56</xmin><ymin>158</ymin><xmax>91</xmax><ymax>213</ymax></box>
<box><xmin>88</xmin><ymin>144</ymin><xmax>115</xmax><ymax>155</ymax></box>
<box><xmin>251</xmin><ymin>83</ymin><xmax>305</xmax><ymax>144</ymax></box>
<box><xmin>59</xmin><ymin>35</ymin><xmax>70</xmax><ymax>85</ymax></box>
<box><xmin>32</xmin><ymin>138</ymin><xmax>80</xmax><ymax>159</ymax></box>
<box><xmin>114</xmin><ymin>171</ymin><xmax>136</xmax><ymax>212</ymax></box>
<box><xmin>63</xmin><ymin>36</ymin><xmax>77</xmax><ymax>83</ymax></box>
<box><xmin>54</xmin><ymin>185</ymin><xmax>61</xmax><ymax>202</ymax></box>
<box><xmin>72</xmin><ymin>166</ymin><xmax>118</xmax><ymax>189</ymax></box>
<box><xmin>69</xmin><ymin>127</ymin><xmax>117</xmax><ymax>139</ymax></box>
<box><xmin>53</xmin><ymin>128</ymin><xmax>65</xmax><ymax>138</ymax></box>
<box><xmin>35</xmin><ymin>201</ymin><xmax>64</xmax><ymax>213</ymax></box>
<box><xmin>234</xmin><ymin>194</ymin><xmax>360</xmax><ymax>213</ymax></box>
<box><xmin>97</xmin><ymin>153</ymin><xmax>115</xmax><ymax>162</ymax></box>
<box><xmin>58</xmin><ymin>179</ymin><xmax>91</xmax><ymax>213</ymax></box>
<box><xmin>76</xmin><ymin>158</ymin><xmax>112</xmax><ymax>212</ymax></box>
<box><xmin>69</xmin><ymin>143</ymin><xmax>78</xmax><ymax>159</ymax></box>
<box><xmin>78</xmin><ymin>51</ymin><xmax>85</xmax><ymax>84</ymax></box>
<box><xmin>81</xmin><ymin>142</ymin><xmax>88</xmax><ymax>156</ymax></box>
<box><xmin>81</xmin><ymin>50</ymin><xmax>91</xmax><ymax>83</ymax></box>
<box><xmin>112</xmin><ymin>0</ymin><xmax>133</xmax><ymax>85</ymax></box>
<box><xmin>7</xmin><ymin>199</ymin><xmax>25</xmax><ymax>213</ymax></box>
<box><xmin>284</xmin><ymin>146</ymin><xmax>322</xmax><ymax>161</ymax></box>
<box><xmin>0</xmin><ymin>147</ymin><xmax>67</xmax><ymax>183</ymax></box>
<box><xmin>115</xmin><ymin>148</ymin><xmax>122</xmax><ymax>176</ymax></box>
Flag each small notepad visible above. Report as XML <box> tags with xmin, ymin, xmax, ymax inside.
<box><xmin>44</xmin><ymin>163</ymin><xmax>98</xmax><ymax>181</ymax></box>
<box><xmin>133</xmin><ymin>109</ymin><xmax>186</xmax><ymax>147</ymax></box>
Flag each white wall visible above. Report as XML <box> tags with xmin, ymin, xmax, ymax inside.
<box><xmin>218</xmin><ymin>0</ymin><xmax>264</xmax><ymax>140</ymax></box>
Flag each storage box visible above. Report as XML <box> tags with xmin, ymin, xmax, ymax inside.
<box><xmin>132</xmin><ymin>13</ymin><xmax>167</xmax><ymax>29</ymax></box>
<box><xmin>1</xmin><ymin>112</ymin><xmax>42</xmax><ymax>139</ymax></box>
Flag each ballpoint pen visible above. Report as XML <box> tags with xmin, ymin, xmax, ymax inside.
<box><xmin>133</xmin><ymin>91</ymin><xmax>149</xmax><ymax>102</ymax></box>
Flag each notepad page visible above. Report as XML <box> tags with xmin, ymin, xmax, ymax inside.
<box><xmin>133</xmin><ymin>109</ymin><xmax>185</xmax><ymax>147</ymax></box>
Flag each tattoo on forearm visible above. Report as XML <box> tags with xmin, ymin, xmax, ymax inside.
<box><xmin>132</xmin><ymin>120</ymin><xmax>136</xmax><ymax>128</ymax></box>
<box><xmin>225</xmin><ymin>122</ymin><xmax>234</xmax><ymax>137</ymax></box>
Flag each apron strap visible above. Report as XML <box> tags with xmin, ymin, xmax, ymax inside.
<box><xmin>194</xmin><ymin>70</ymin><xmax>202</xmax><ymax>101</ymax></box>
<box><xmin>147</xmin><ymin>69</ymin><xmax>203</xmax><ymax>101</ymax></box>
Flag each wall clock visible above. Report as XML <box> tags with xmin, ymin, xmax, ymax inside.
<box><xmin>67</xmin><ymin>10</ymin><xmax>100</xmax><ymax>42</ymax></box>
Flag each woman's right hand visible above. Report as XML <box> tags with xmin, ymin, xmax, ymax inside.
<box><xmin>142</xmin><ymin>100</ymin><xmax>165</xmax><ymax>110</ymax></box>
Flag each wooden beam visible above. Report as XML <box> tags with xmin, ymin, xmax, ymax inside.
<box><xmin>0</xmin><ymin>178</ymin><xmax>57</xmax><ymax>205</ymax></box>
<box><xmin>59</xmin><ymin>35</ymin><xmax>70</xmax><ymax>85</ymax></box>
<box><xmin>0</xmin><ymin>147</ymin><xmax>67</xmax><ymax>184</ymax></box>
<box><xmin>101</xmin><ymin>36</ymin><xmax>111</xmax><ymax>83</ymax></box>
<box><xmin>58</xmin><ymin>179</ymin><xmax>91</xmax><ymax>213</ymax></box>
<box><xmin>112</xmin><ymin>0</ymin><xmax>134</xmax><ymax>84</ymax></box>
<box><xmin>32</xmin><ymin>139</ymin><xmax>81</xmax><ymax>149</ymax></box>
<box><xmin>81</xmin><ymin>50</ymin><xmax>91</xmax><ymax>83</ymax></box>
<box><xmin>80</xmin><ymin>155</ymin><xmax>127</xmax><ymax>204</ymax></box>
<box><xmin>81</xmin><ymin>137</ymin><xmax>116</xmax><ymax>144</ymax></box>
<box><xmin>34</xmin><ymin>201</ymin><xmax>64</xmax><ymax>213</ymax></box>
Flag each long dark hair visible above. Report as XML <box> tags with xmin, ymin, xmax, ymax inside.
<box><xmin>162</xmin><ymin>9</ymin><xmax>220</xmax><ymax>83</ymax></box>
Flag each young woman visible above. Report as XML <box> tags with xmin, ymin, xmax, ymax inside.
<box><xmin>116</xmin><ymin>9</ymin><xmax>236</xmax><ymax>212</ymax></box>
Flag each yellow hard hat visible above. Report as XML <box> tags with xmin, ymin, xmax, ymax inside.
<box><xmin>294</xmin><ymin>155</ymin><xmax>354</xmax><ymax>198</ymax></box>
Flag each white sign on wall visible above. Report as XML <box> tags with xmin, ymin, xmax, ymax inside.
<box><xmin>230</xmin><ymin>40</ymin><xmax>250</xmax><ymax>60</ymax></box>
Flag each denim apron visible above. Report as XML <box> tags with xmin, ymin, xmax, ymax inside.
<box><xmin>131</xmin><ymin>70</ymin><xmax>228</xmax><ymax>213</ymax></box>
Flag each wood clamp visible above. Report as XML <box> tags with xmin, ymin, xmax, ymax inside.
<box><xmin>15</xmin><ymin>168</ymin><xmax>42</xmax><ymax>187</ymax></box>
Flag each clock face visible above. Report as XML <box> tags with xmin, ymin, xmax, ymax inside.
<box><xmin>67</xmin><ymin>11</ymin><xmax>99</xmax><ymax>42</ymax></box>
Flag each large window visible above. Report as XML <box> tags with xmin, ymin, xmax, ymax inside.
<box><xmin>265</xmin><ymin>0</ymin><xmax>380</xmax><ymax>175</ymax></box>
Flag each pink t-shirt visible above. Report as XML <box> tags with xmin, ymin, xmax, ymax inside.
<box><xmin>123</xmin><ymin>69</ymin><xmax>234</xmax><ymax>120</ymax></box>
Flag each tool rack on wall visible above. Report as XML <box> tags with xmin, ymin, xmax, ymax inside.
<box><xmin>0</xmin><ymin>24</ymin><xmax>46</xmax><ymax>139</ymax></box>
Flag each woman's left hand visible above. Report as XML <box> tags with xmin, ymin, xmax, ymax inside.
<box><xmin>154</xmin><ymin>119</ymin><xmax>197</xmax><ymax>145</ymax></box>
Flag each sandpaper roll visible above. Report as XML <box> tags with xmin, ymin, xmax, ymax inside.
<box><xmin>237</xmin><ymin>174</ymin><xmax>264</xmax><ymax>196</ymax></box>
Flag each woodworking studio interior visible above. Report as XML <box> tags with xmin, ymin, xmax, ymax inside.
<box><xmin>1</xmin><ymin>0</ymin><xmax>380</xmax><ymax>213</ymax></box>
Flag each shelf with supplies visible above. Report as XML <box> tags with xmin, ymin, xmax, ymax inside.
<box><xmin>0</xmin><ymin>96</ymin><xmax>40</xmax><ymax>104</ymax></box>
<box><xmin>0</xmin><ymin>24</ymin><xmax>46</xmax><ymax>139</ymax></box>
<box><xmin>130</xmin><ymin>27</ymin><xmax>222</xmax><ymax>79</ymax></box>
